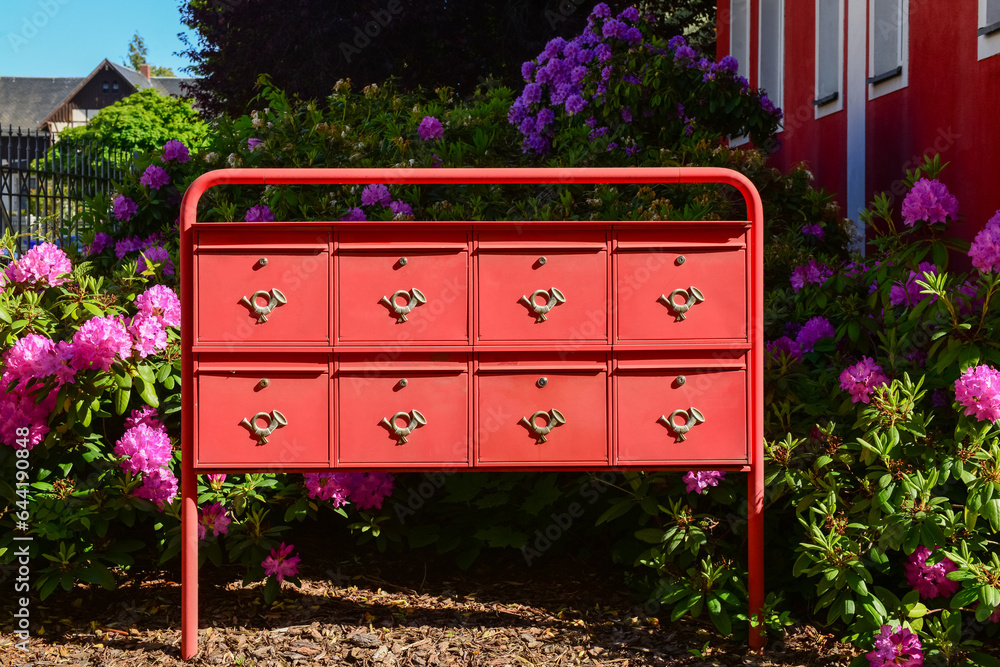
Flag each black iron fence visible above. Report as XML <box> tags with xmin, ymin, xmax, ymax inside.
<box><xmin>0</xmin><ymin>126</ymin><xmax>128</xmax><ymax>252</ymax></box>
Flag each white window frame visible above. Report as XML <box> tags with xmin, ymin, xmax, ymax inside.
<box><xmin>815</xmin><ymin>0</ymin><xmax>845</xmax><ymax>118</ymax></box>
<box><xmin>729</xmin><ymin>0</ymin><xmax>752</xmax><ymax>146</ymax></box>
<box><xmin>758</xmin><ymin>0</ymin><xmax>785</xmax><ymax>131</ymax></box>
<box><xmin>867</xmin><ymin>0</ymin><xmax>908</xmax><ymax>100</ymax></box>
<box><xmin>978</xmin><ymin>0</ymin><xmax>1000</xmax><ymax>60</ymax></box>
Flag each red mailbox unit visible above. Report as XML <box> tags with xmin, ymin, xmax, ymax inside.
<box><xmin>180</xmin><ymin>167</ymin><xmax>765</xmax><ymax>659</ymax></box>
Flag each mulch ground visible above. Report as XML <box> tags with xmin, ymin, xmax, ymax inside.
<box><xmin>1</xmin><ymin>541</ymin><xmax>864</xmax><ymax>667</ymax></box>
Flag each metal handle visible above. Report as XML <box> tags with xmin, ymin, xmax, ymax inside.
<box><xmin>240</xmin><ymin>288</ymin><xmax>287</xmax><ymax>323</ymax></box>
<box><xmin>379</xmin><ymin>288</ymin><xmax>427</xmax><ymax>322</ymax></box>
<box><xmin>380</xmin><ymin>409</ymin><xmax>427</xmax><ymax>444</ymax></box>
<box><xmin>657</xmin><ymin>407</ymin><xmax>705</xmax><ymax>442</ymax></box>
<box><xmin>657</xmin><ymin>286</ymin><xmax>705</xmax><ymax>321</ymax></box>
<box><xmin>239</xmin><ymin>409</ymin><xmax>288</xmax><ymax>445</ymax></box>
<box><xmin>518</xmin><ymin>287</ymin><xmax>566</xmax><ymax>322</ymax></box>
<box><xmin>519</xmin><ymin>409</ymin><xmax>566</xmax><ymax>443</ymax></box>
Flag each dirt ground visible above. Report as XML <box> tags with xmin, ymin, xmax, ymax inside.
<box><xmin>0</xmin><ymin>539</ymin><xmax>872</xmax><ymax>667</ymax></box>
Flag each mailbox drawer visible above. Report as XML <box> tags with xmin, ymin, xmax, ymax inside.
<box><xmin>337</xmin><ymin>363</ymin><xmax>470</xmax><ymax>465</ymax></box>
<box><xmin>338</xmin><ymin>237</ymin><xmax>469</xmax><ymax>344</ymax></box>
<box><xmin>197</xmin><ymin>247</ymin><xmax>330</xmax><ymax>345</ymax></box>
<box><xmin>477</xmin><ymin>245</ymin><xmax>608</xmax><ymax>344</ymax></box>
<box><xmin>615</xmin><ymin>364</ymin><xmax>748</xmax><ymax>464</ymax></box>
<box><xmin>196</xmin><ymin>369</ymin><xmax>331</xmax><ymax>468</ymax></box>
<box><xmin>616</xmin><ymin>247</ymin><xmax>746</xmax><ymax>342</ymax></box>
<box><xmin>476</xmin><ymin>363</ymin><xmax>608</xmax><ymax>465</ymax></box>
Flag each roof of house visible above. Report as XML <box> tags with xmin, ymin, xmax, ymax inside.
<box><xmin>0</xmin><ymin>77</ymin><xmax>80</xmax><ymax>130</ymax></box>
<box><xmin>1</xmin><ymin>59</ymin><xmax>199</xmax><ymax>132</ymax></box>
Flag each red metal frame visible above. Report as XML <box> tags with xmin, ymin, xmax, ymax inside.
<box><xmin>179</xmin><ymin>167</ymin><xmax>765</xmax><ymax>659</ymax></box>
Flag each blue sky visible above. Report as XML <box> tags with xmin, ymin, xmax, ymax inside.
<box><xmin>3</xmin><ymin>1</ymin><xmax>198</xmax><ymax>78</ymax></box>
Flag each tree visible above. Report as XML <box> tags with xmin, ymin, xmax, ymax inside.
<box><xmin>179</xmin><ymin>0</ymin><xmax>715</xmax><ymax>117</ymax></box>
<box><xmin>56</xmin><ymin>88</ymin><xmax>207</xmax><ymax>155</ymax></box>
<box><xmin>125</xmin><ymin>32</ymin><xmax>176</xmax><ymax>77</ymax></box>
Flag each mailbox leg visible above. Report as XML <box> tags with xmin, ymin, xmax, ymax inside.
<box><xmin>181</xmin><ymin>461</ymin><xmax>198</xmax><ymax>659</ymax></box>
<box><xmin>748</xmin><ymin>466</ymin><xmax>764</xmax><ymax>650</ymax></box>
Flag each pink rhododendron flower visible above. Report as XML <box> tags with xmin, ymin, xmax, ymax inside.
<box><xmin>902</xmin><ymin>178</ymin><xmax>958</xmax><ymax>227</ymax></box>
<box><xmin>113</xmin><ymin>195</ymin><xmax>138</xmax><ymax>221</ymax></box>
<box><xmin>361</xmin><ymin>184</ymin><xmax>391</xmax><ymax>207</ymax></box>
<box><xmin>198</xmin><ymin>502</ymin><xmax>231</xmax><ymax>540</ymax></box>
<box><xmin>303</xmin><ymin>472</ymin><xmax>352</xmax><ymax>507</ymax></box>
<box><xmin>417</xmin><ymin>116</ymin><xmax>443</xmax><ymax>141</ymax></box>
<box><xmin>5</xmin><ymin>242</ymin><xmax>72</xmax><ymax>288</ymax></box>
<box><xmin>346</xmin><ymin>472</ymin><xmax>394</xmax><ymax>509</ymax></box>
<box><xmin>795</xmin><ymin>316</ymin><xmax>835</xmax><ymax>354</ymax></box>
<box><xmin>890</xmin><ymin>262</ymin><xmax>937</xmax><ymax>307</ymax></box>
<box><xmin>245</xmin><ymin>205</ymin><xmax>275</xmax><ymax>222</ymax></box>
<box><xmin>4</xmin><ymin>334</ymin><xmax>58</xmax><ymax>385</ymax></box>
<box><xmin>115</xmin><ymin>422</ymin><xmax>172</xmax><ymax>476</ymax></box>
<box><xmin>139</xmin><ymin>164</ymin><xmax>170</xmax><ymax>190</ymax></box>
<box><xmin>161</xmin><ymin>139</ymin><xmax>190</xmax><ymax>163</ymax></box>
<box><xmin>262</xmin><ymin>542</ymin><xmax>301</xmax><ymax>582</ymax></box>
<box><xmin>128</xmin><ymin>314</ymin><xmax>168</xmax><ymax>358</ymax></box>
<box><xmin>954</xmin><ymin>365</ymin><xmax>1000</xmax><ymax>422</ymax></box>
<box><xmin>790</xmin><ymin>260</ymin><xmax>832</xmax><ymax>292</ymax></box>
<box><xmin>205</xmin><ymin>473</ymin><xmax>227</xmax><ymax>489</ymax></box>
<box><xmin>125</xmin><ymin>406</ymin><xmax>162</xmax><ymax>431</ymax></box>
<box><xmin>840</xmin><ymin>357</ymin><xmax>889</xmax><ymax>404</ymax></box>
<box><xmin>969</xmin><ymin>210</ymin><xmax>1000</xmax><ymax>273</ymax></box>
<box><xmin>0</xmin><ymin>385</ymin><xmax>56</xmax><ymax>449</ymax></box>
<box><xmin>683</xmin><ymin>470</ymin><xmax>725</xmax><ymax>494</ymax></box>
<box><xmin>71</xmin><ymin>316</ymin><xmax>132</xmax><ymax>371</ymax></box>
<box><xmin>904</xmin><ymin>545</ymin><xmax>959</xmax><ymax>599</ymax></box>
<box><xmin>866</xmin><ymin>624</ymin><xmax>922</xmax><ymax>666</ymax></box>
<box><xmin>135</xmin><ymin>285</ymin><xmax>181</xmax><ymax>328</ymax></box>
<box><xmin>133</xmin><ymin>467</ymin><xmax>178</xmax><ymax>508</ymax></box>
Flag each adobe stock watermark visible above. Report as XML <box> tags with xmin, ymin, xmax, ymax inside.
<box><xmin>8</xmin><ymin>0</ymin><xmax>72</xmax><ymax>53</ymax></box>
<box><xmin>12</xmin><ymin>431</ymin><xmax>33</xmax><ymax>654</ymax></box>
<box><xmin>339</xmin><ymin>0</ymin><xmax>405</xmax><ymax>64</ymax></box>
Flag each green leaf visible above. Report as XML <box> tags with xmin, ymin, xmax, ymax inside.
<box><xmin>136</xmin><ymin>363</ymin><xmax>156</xmax><ymax>386</ymax></box>
<box><xmin>114</xmin><ymin>387</ymin><xmax>131</xmax><ymax>415</ymax></box>
<box><xmin>137</xmin><ymin>378</ymin><xmax>159</xmax><ymax>408</ymax></box>
<box><xmin>635</xmin><ymin>528</ymin><xmax>665</xmax><ymax>544</ymax></box>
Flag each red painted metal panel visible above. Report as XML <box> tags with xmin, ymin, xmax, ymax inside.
<box><xmin>197</xmin><ymin>248</ymin><xmax>330</xmax><ymax>345</ymax></box>
<box><xmin>338</xmin><ymin>247</ymin><xmax>469</xmax><ymax>343</ymax></box>
<box><xmin>336</xmin><ymin>368</ymin><xmax>470</xmax><ymax>465</ymax></box>
<box><xmin>476</xmin><ymin>367</ymin><xmax>608</xmax><ymax>465</ymax></box>
<box><xmin>196</xmin><ymin>370</ymin><xmax>330</xmax><ymax>467</ymax></box>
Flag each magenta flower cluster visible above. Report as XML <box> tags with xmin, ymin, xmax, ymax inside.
<box><xmin>303</xmin><ymin>471</ymin><xmax>395</xmax><ymax>509</ymax></box>
<box><xmin>198</xmin><ymin>501</ymin><xmax>231</xmax><ymax>540</ymax></box>
<box><xmin>840</xmin><ymin>357</ymin><xmax>889</xmax><ymax>404</ymax></box>
<box><xmin>139</xmin><ymin>164</ymin><xmax>170</xmax><ymax>191</ymax></box>
<box><xmin>683</xmin><ymin>470</ymin><xmax>725</xmax><ymax>494</ymax></box>
<box><xmin>904</xmin><ymin>545</ymin><xmax>959</xmax><ymax>599</ymax></box>
<box><xmin>790</xmin><ymin>259</ymin><xmax>833</xmax><ymax>292</ymax></box>
<box><xmin>969</xmin><ymin>209</ymin><xmax>1000</xmax><ymax>273</ymax></box>
<box><xmin>795</xmin><ymin>316</ymin><xmax>835</xmax><ymax>354</ymax></box>
<box><xmin>342</xmin><ymin>185</ymin><xmax>413</xmax><ymax>221</ymax></box>
<box><xmin>87</xmin><ymin>232</ymin><xmax>114</xmax><ymax>256</ymax></box>
<box><xmin>417</xmin><ymin>116</ymin><xmax>443</xmax><ymax>141</ymax></box>
<box><xmin>889</xmin><ymin>262</ymin><xmax>937</xmax><ymax>307</ymax></box>
<box><xmin>866</xmin><ymin>625</ymin><xmax>922</xmax><ymax>667</ymax></box>
<box><xmin>3</xmin><ymin>242</ymin><xmax>72</xmax><ymax>288</ymax></box>
<box><xmin>954</xmin><ymin>364</ymin><xmax>1000</xmax><ymax>423</ymax></box>
<box><xmin>114</xmin><ymin>408</ymin><xmax>172</xmax><ymax>476</ymax></box>
<box><xmin>71</xmin><ymin>316</ymin><xmax>132</xmax><ymax>372</ymax></box>
<box><xmin>0</xmin><ymin>334</ymin><xmax>75</xmax><ymax>449</ymax></box>
<box><xmin>245</xmin><ymin>204</ymin><xmax>275</xmax><ymax>222</ymax></box>
<box><xmin>262</xmin><ymin>542</ymin><xmax>301</xmax><ymax>582</ymax></box>
<box><xmin>901</xmin><ymin>178</ymin><xmax>958</xmax><ymax>227</ymax></box>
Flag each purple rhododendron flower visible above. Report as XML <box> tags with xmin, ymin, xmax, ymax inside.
<box><xmin>904</xmin><ymin>545</ymin><xmax>959</xmax><ymax>599</ymax></box>
<box><xmin>245</xmin><ymin>205</ymin><xmax>275</xmax><ymax>222</ymax></box>
<box><xmin>115</xmin><ymin>236</ymin><xmax>145</xmax><ymax>259</ymax></box>
<box><xmin>795</xmin><ymin>316</ymin><xmax>834</xmax><ymax>353</ymax></box>
<box><xmin>262</xmin><ymin>542</ymin><xmax>300</xmax><ymax>582</ymax></box>
<box><xmin>87</xmin><ymin>232</ymin><xmax>114</xmax><ymax>255</ymax></box>
<box><xmin>417</xmin><ymin>116</ymin><xmax>444</xmax><ymax>141</ymax></box>
<box><xmin>5</xmin><ymin>242</ymin><xmax>72</xmax><ymax>288</ymax></box>
<box><xmin>161</xmin><ymin>139</ymin><xmax>190</xmax><ymax>163</ymax></box>
<box><xmin>767</xmin><ymin>336</ymin><xmax>802</xmax><ymax>362</ymax></box>
<box><xmin>389</xmin><ymin>200</ymin><xmax>413</xmax><ymax>217</ymax></box>
<box><xmin>902</xmin><ymin>178</ymin><xmax>958</xmax><ymax>226</ymax></box>
<box><xmin>347</xmin><ymin>472</ymin><xmax>394</xmax><ymax>509</ymax></box>
<box><xmin>802</xmin><ymin>223</ymin><xmax>824</xmax><ymax>239</ymax></box>
<box><xmin>618</xmin><ymin>6</ymin><xmax>639</xmax><ymax>21</ymax></box>
<box><xmin>683</xmin><ymin>470</ymin><xmax>725</xmax><ymax>494</ymax></box>
<box><xmin>668</xmin><ymin>35</ymin><xmax>687</xmax><ymax>50</ymax></box>
<box><xmin>955</xmin><ymin>365</ymin><xmax>1000</xmax><ymax>422</ymax></box>
<box><xmin>134</xmin><ymin>467</ymin><xmax>178</xmax><ymax>508</ymax></box>
<box><xmin>361</xmin><ymin>183</ymin><xmax>392</xmax><ymax>207</ymax></box>
<box><xmin>247</xmin><ymin>137</ymin><xmax>263</xmax><ymax>151</ymax></box>
<box><xmin>521</xmin><ymin>61</ymin><xmax>536</xmax><ymax>81</ymax></box>
<box><xmin>139</xmin><ymin>164</ymin><xmax>170</xmax><ymax>190</ymax></box>
<box><xmin>840</xmin><ymin>357</ymin><xmax>889</xmax><ymax>404</ymax></box>
<box><xmin>889</xmin><ymin>262</ymin><xmax>937</xmax><ymax>307</ymax></box>
<box><xmin>340</xmin><ymin>207</ymin><xmax>367</xmax><ymax>222</ymax></box>
<box><xmin>113</xmin><ymin>195</ymin><xmax>138</xmax><ymax>222</ymax></box>
<box><xmin>866</xmin><ymin>625</ymin><xmax>922</xmax><ymax>667</ymax></box>
<box><xmin>790</xmin><ymin>260</ymin><xmax>832</xmax><ymax>292</ymax></box>
<box><xmin>198</xmin><ymin>502</ymin><xmax>231</xmax><ymax>540</ymax></box>
<box><xmin>135</xmin><ymin>285</ymin><xmax>181</xmax><ymax>328</ymax></box>
<box><xmin>71</xmin><ymin>316</ymin><xmax>132</xmax><ymax>371</ymax></box>
<box><xmin>303</xmin><ymin>472</ymin><xmax>352</xmax><ymax>507</ymax></box>
<box><xmin>137</xmin><ymin>246</ymin><xmax>175</xmax><ymax>276</ymax></box>
<box><xmin>970</xmin><ymin>210</ymin><xmax>1000</xmax><ymax>273</ymax></box>
<box><xmin>115</xmin><ymin>422</ymin><xmax>172</xmax><ymax>476</ymax></box>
